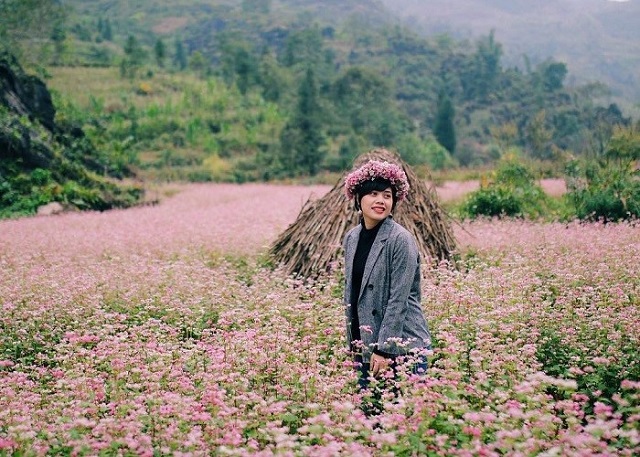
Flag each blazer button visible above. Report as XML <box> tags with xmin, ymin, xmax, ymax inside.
<box><xmin>372</xmin><ymin>309</ymin><xmax>377</xmax><ymax>316</ymax></box>
<box><xmin>367</xmin><ymin>284</ymin><xmax>374</xmax><ymax>290</ymax></box>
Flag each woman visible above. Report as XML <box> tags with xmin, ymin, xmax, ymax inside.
<box><xmin>342</xmin><ymin>159</ymin><xmax>431</xmax><ymax>410</ymax></box>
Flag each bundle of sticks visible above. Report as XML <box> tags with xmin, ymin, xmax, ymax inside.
<box><xmin>269</xmin><ymin>148</ymin><xmax>457</xmax><ymax>279</ymax></box>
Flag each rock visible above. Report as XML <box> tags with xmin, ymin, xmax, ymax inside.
<box><xmin>0</xmin><ymin>52</ymin><xmax>55</xmax><ymax>131</ymax></box>
<box><xmin>37</xmin><ymin>202</ymin><xmax>65</xmax><ymax>216</ymax></box>
<box><xmin>0</xmin><ymin>52</ymin><xmax>56</xmax><ymax>168</ymax></box>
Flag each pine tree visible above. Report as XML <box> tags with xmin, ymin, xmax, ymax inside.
<box><xmin>189</xmin><ymin>51</ymin><xmax>207</xmax><ymax>77</ymax></box>
<box><xmin>102</xmin><ymin>19</ymin><xmax>112</xmax><ymax>41</ymax></box>
<box><xmin>50</xmin><ymin>23</ymin><xmax>66</xmax><ymax>65</ymax></box>
<box><xmin>234</xmin><ymin>48</ymin><xmax>257</xmax><ymax>94</ymax></box>
<box><xmin>295</xmin><ymin>68</ymin><xmax>325</xmax><ymax>175</ymax></box>
<box><xmin>434</xmin><ymin>91</ymin><xmax>456</xmax><ymax>154</ymax></box>
<box><xmin>154</xmin><ymin>38</ymin><xmax>166</xmax><ymax>68</ymax></box>
<box><xmin>279</xmin><ymin>68</ymin><xmax>325</xmax><ymax>176</ymax></box>
<box><xmin>122</xmin><ymin>35</ymin><xmax>145</xmax><ymax>78</ymax></box>
<box><xmin>173</xmin><ymin>38</ymin><xmax>187</xmax><ymax>70</ymax></box>
<box><xmin>258</xmin><ymin>51</ymin><xmax>287</xmax><ymax>102</ymax></box>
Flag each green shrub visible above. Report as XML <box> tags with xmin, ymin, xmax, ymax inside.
<box><xmin>396</xmin><ymin>134</ymin><xmax>458</xmax><ymax>170</ymax></box>
<box><xmin>564</xmin><ymin>125</ymin><xmax>640</xmax><ymax>221</ymax></box>
<box><xmin>461</xmin><ymin>157</ymin><xmax>554</xmax><ymax>219</ymax></box>
<box><xmin>566</xmin><ymin>171</ymin><xmax>640</xmax><ymax>222</ymax></box>
<box><xmin>462</xmin><ymin>186</ymin><xmax>523</xmax><ymax>217</ymax></box>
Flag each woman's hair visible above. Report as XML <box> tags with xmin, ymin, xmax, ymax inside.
<box><xmin>354</xmin><ymin>177</ymin><xmax>398</xmax><ymax>211</ymax></box>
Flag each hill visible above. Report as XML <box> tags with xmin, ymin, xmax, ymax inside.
<box><xmin>380</xmin><ymin>0</ymin><xmax>640</xmax><ymax>110</ymax></box>
<box><xmin>0</xmin><ymin>53</ymin><xmax>144</xmax><ymax>218</ymax></box>
<box><xmin>49</xmin><ymin>1</ymin><xmax>634</xmax><ymax>171</ymax></box>
<box><xmin>1</xmin><ymin>0</ymin><xmax>635</xmax><ymax>221</ymax></box>
<box><xmin>62</xmin><ymin>0</ymin><xmax>394</xmax><ymax>39</ymax></box>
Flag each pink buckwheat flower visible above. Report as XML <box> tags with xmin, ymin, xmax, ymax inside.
<box><xmin>344</xmin><ymin>160</ymin><xmax>409</xmax><ymax>201</ymax></box>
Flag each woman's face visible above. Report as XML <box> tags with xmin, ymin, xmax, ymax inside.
<box><xmin>360</xmin><ymin>187</ymin><xmax>393</xmax><ymax>229</ymax></box>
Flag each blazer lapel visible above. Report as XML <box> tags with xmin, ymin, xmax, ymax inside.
<box><xmin>358</xmin><ymin>217</ymin><xmax>392</xmax><ymax>303</ymax></box>
<box><xmin>344</xmin><ymin>224</ymin><xmax>361</xmax><ymax>296</ymax></box>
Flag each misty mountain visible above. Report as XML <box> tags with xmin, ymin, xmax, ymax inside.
<box><xmin>380</xmin><ymin>0</ymin><xmax>640</xmax><ymax>105</ymax></box>
<box><xmin>63</xmin><ymin>0</ymin><xmax>639</xmax><ymax>110</ymax></box>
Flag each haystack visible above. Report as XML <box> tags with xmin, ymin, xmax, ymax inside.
<box><xmin>269</xmin><ymin>148</ymin><xmax>457</xmax><ymax>278</ymax></box>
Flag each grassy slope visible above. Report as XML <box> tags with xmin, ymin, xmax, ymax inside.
<box><xmin>47</xmin><ymin>66</ymin><xmax>288</xmax><ymax>182</ymax></box>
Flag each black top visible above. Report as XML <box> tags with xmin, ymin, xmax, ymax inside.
<box><xmin>349</xmin><ymin>219</ymin><xmax>382</xmax><ymax>349</ymax></box>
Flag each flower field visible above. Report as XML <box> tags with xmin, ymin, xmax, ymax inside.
<box><xmin>1</xmin><ymin>183</ymin><xmax>638</xmax><ymax>456</ymax></box>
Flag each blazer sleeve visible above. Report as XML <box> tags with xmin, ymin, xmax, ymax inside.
<box><xmin>376</xmin><ymin>230</ymin><xmax>418</xmax><ymax>354</ymax></box>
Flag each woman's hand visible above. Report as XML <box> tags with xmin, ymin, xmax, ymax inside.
<box><xmin>370</xmin><ymin>353</ymin><xmax>391</xmax><ymax>377</ymax></box>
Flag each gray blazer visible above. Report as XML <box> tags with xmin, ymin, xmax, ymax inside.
<box><xmin>343</xmin><ymin>217</ymin><xmax>431</xmax><ymax>362</ymax></box>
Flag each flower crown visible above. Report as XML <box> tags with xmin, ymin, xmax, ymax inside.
<box><xmin>344</xmin><ymin>160</ymin><xmax>410</xmax><ymax>201</ymax></box>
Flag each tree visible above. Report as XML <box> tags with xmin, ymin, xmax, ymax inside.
<box><xmin>335</xmin><ymin>134</ymin><xmax>366</xmax><ymax>170</ymax></box>
<box><xmin>541</xmin><ymin>61</ymin><xmax>567</xmax><ymax>92</ymax></box>
<box><xmin>189</xmin><ymin>51</ymin><xmax>208</xmax><ymax>77</ymax></box>
<box><xmin>234</xmin><ymin>48</ymin><xmax>259</xmax><ymax>94</ymax></box>
<box><xmin>218</xmin><ymin>37</ymin><xmax>259</xmax><ymax>94</ymax></box>
<box><xmin>242</xmin><ymin>0</ymin><xmax>271</xmax><ymax>14</ymax></box>
<box><xmin>173</xmin><ymin>38</ymin><xmax>187</xmax><ymax>70</ymax></box>
<box><xmin>490</xmin><ymin>122</ymin><xmax>518</xmax><ymax>154</ymax></box>
<box><xmin>606</xmin><ymin>124</ymin><xmax>640</xmax><ymax>165</ymax></box>
<box><xmin>154</xmin><ymin>39</ymin><xmax>166</xmax><ymax>68</ymax></box>
<box><xmin>281</xmin><ymin>27</ymin><xmax>330</xmax><ymax>78</ymax></box>
<box><xmin>50</xmin><ymin>23</ymin><xmax>67</xmax><ymax>66</ymax></box>
<box><xmin>0</xmin><ymin>0</ymin><xmax>66</xmax><ymax>63</ymax></box>
<box><xmin>526</xmin><ymin>110</ymin><xmax>553</xmax><ymax>160</ymax></box>
<box><xmin>461</xmin><ymin>30</ymin><xmax>502</xmax><ymax>101</ymax></box>
<box><xmin>588</xmin><ymin>103</ymin><xmax>629</xmax><ymax>157</ymax></box>
<box><xmin>330</xmin><ymin>66</ymin><xmax>408</xmax><ymax>146</ymax></box>
<box><xmin>566</xmin><ymin>125</ymin><xmax>640</xmax><ymax>221</ymax></box>
<box><xmin>332</xmin><ymin>67</ymin><xmax>391</xmax><ymax>133</ymax></box>
<box><xmin>122</xmin><ymin>35</ymin><xmax>145</xmax><ymax>78</ymax></box>
<box><xmin>279</xmin><ymin>68</ymin><xmax>325</xmax><ymax>176</ymax></box>
<box><xmin>434</xmin><ymin>91</ymin><xmax>456</xmax><ymax>154</ymax></box>
<box><xmin>258</xmin><ymin>51</ymin><xmax>289</xmax><ymax>102</ymax></box>
<box><xmin>101</xmin><ymin>18</ymin><xmax>113</xmax><ymax>41</ymax></box>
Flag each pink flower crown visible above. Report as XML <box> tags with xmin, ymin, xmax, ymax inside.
<box><xmin>344</xmin><ymin>160</ymin><xmax>410</xmax><ymax>201</ymax></box>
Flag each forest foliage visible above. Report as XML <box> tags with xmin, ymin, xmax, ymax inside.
<box><xmin>0</xmin><ymin>0</ymin><xmax>638</xmax><ymax>220</ymax></box>
<box><xmin>381</xmin><ymin>0</ymin><xmax>640</xmax><ymax>107</ymax></box>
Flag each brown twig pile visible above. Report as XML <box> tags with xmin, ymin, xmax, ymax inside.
<box><xmin>269</xmin><ymin>148</ymin><xmax>457</xmax><ymax>278</ymax></box>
